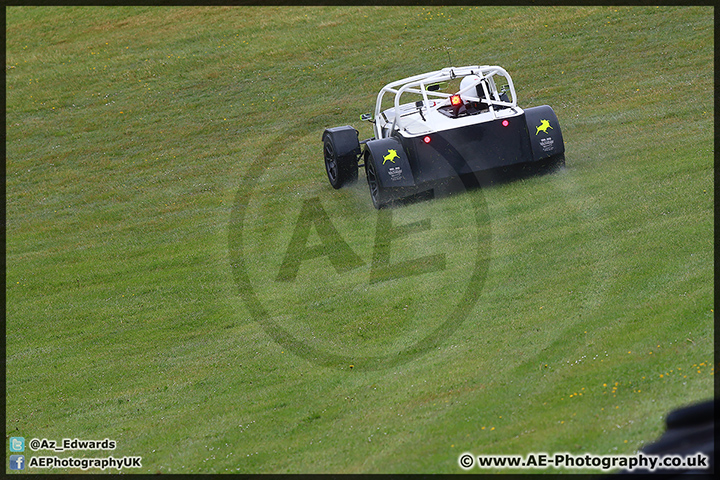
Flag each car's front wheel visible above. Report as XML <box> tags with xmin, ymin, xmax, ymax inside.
<box><xmin>323</xmin><ymin>130</ymin><xmax>358</xmax><ymax>189</ymax></box>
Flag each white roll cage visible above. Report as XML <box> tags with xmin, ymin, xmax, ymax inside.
<box><xmin>372</xmin><ymin>65</ymin><xmax>518</xmax><ymax>139</ymax></box>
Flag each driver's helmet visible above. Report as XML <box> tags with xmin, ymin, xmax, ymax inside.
<box><xmin>459</xmin><ymin>75</ymin><xmax>483</xmax><ymax>103</ymax></box>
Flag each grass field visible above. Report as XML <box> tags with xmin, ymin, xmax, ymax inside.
<box><xmin>5</xmin><ymin>6</ymin><xmax>714</xmax><ymax>474</ymax></box>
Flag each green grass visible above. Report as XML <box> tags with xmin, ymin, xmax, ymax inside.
<box><xmin>5</xmin><ymin>5</ymin><xmax>714</xmax><ymax>474</ymax></box>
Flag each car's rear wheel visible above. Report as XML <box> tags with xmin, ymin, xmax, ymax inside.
<box><xmin>364</xmin><ymin>149</ymin><xmax>386</xmax><ymax>209</ymax></box>
<box><xmin>323</xmin><ymin>132</ymin><xmax>358</xmax><ymax>189</ymax></box>
<box><xmin>542</xmin><ymin>152</ymin><xmax>565</xmax><ymax>171</ymax></box>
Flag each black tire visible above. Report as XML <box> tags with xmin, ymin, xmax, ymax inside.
<box><xmin>364</xmin><ymin>149</ymin><xmax>387</xmax><ymax>209</ymax></box>
<box><xmin>536</xmin><ymin>152</ymin><xmax>565</xmax><ymax>174</ymax></box>
<box><xmin>549</xmin><ymin>152</ymin><xmax>565</xmax><ymax>170</ymax></box>
<box><xmin>323</xmin><ymin>132</ymin><xmax>358</xmax><ymax>189</ymax></box>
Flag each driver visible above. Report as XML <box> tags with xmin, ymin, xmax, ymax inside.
<box><xmin>459</xmin><ymin>75</ymin><xmax>487</xmax><ymax>113</ymax></box>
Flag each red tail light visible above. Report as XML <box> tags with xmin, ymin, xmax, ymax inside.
<box><xmin>450</xmin><ymin>95</ymin><xmax>462</xmax><ymax>107</ymax></box>
<box><xmin>423</xmin><ymin>136</ymin><xmax>431</xmax><ymax>144</ymax></box>
<box><xmin>502</xmin><ymin>120</ymin><xmax>509</xmax><ymax>127</ymax></box>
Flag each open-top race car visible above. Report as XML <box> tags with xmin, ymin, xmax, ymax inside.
<box><xmin>322</xmin><ymin>65</ymin><xmax>565</xmax><ymax>208</ymax></box>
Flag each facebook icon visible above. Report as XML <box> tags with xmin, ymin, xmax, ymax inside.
<box><xmin>10</xmin><ymin>455</ymin><xmax>25</xmax><ymax>470</ymax></box>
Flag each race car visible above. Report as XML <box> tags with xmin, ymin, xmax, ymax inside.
<box><xmin>322</xmin><ymin>65</ymin><xmax>565</xmax><ymax>208</ymax></box>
